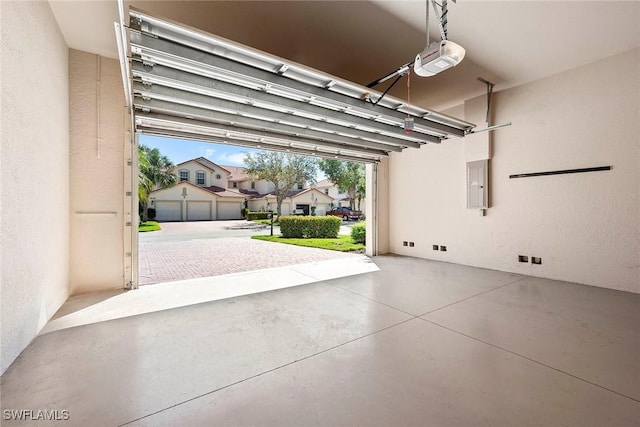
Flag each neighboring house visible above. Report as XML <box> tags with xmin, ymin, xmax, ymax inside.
<box><xmin>174</xmin><ymin>157</ymin><xmax>230</xmax><ymax>188</ymax></box>
<box><xmin>148</xmin><ymin>157</ymin><xmax>246</xmax><ymax>221</ymax></box>
<box><xmin>149</xmin><ymin>158</ymin><xmax>329</xmax><ymax>220</ymax></box>
<box><xmin>313</xmin><ymin>179</ymin><xmax>366</xmax><ymax>214</ymax></box>
<box><xmin>248</xmin><ymin>187</ymin><xmax>334</xmax><ymax>216</ymax></box>
<box><xmin>224</xmin><ymin>164</ymin><xmax>306</xmax><ymax>195</ymax></box>
<box><xmin>224</xmin><ymin>165</ymin><xmax>274</xmax><ymax>195</ymax></box>
<box><xmin>221</xmin><ymin>164</ymin><xmax>327</xmax><ymax>215</ymax></box>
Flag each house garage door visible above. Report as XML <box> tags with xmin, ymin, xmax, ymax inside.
<box><xmin>186</xmin><ymin>201</ymin><xmax>211</xmax><ymax>221</ymax></box>
<box><xmin>155</xmin><ymin>201</ymin><xmax>182</xmax><ymax>222</ymax></box>
<box><xmin>217</xmin><ymin>202</ymin><xmax>241</xmax><ymax>220</ymax></box>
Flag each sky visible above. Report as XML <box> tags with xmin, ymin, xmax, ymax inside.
<box><xmin>139</xmin><ymin>134</ymin><xmax>258</xmax><ymax>167</ymax></box>
<box><xmin>139</xmin><ymin>134</ymin><xmax>326</xmax><ymax>180</ymax></box>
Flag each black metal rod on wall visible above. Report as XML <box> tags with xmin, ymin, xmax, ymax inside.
<box><xmin>509</xmin><ymin>166</ymin><xmax>612</xmax><ymax>179</ymax></box>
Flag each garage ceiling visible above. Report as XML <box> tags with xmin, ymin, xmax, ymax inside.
<box><xmin>50</xmin><ymin>1</ymin><xmax>640</xmax><ymax>111</ymax></box>
<box><xmin>118</xmin><ymin>7</ymin><xmax>475</xmax><ymax>162</ymax></box>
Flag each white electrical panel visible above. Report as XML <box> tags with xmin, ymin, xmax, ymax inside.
<box><xmin>467</xmin><ymin>160</ymin><xmax>488</xmax><ymax>209</ymax></box>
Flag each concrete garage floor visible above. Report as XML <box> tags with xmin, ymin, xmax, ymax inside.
<box><xmin>139</xmin><ymin>220</ymin><xmax>358</xmax><ymax>285</ymax></box>
<box><xmin>1</xmin><ymin>256</ymin><xmax>638</xmax><ymax>426</ymax></box>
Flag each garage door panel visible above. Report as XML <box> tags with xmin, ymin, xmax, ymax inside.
<box><xmin>155</xmin><ymin>201</ymin><xmax>182</xmax><ymax>222</ymax></box>
<box><xmin>187</xmin><ymin>201</ymin><xmax>211</xmax><ymax>221</ymax></box>
<box><xmin>217</xmin><ymin>202</ymin><xmax>242</xmax><ymax>220</ymax></box>
<box><xmin>121</xmin><ymin>10</ymin><xmax>475</xmax><ymax>165</ymax></box>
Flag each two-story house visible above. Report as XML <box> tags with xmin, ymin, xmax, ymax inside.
<box><xmin>224</xmin><ymin>165</ymin><xmax>334</xmax><ymax>216</ymax></box>
<box><xmin>313</xmin><ymin>179</ymin><xmax>366</xmax><ymax>214</ymax></box>
<box><xmin>148</xmin><ymin>157</ymin><xmax>336</xmax><ymax>220</ymax></box>
<box><xmin>148</xmin><ymin>157</ymin><xmax>247</xmax><ymax>221</ymax></box>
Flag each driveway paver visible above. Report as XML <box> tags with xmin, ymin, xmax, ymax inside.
<box><xmin>139</xmin><ymin>221</ymin><xmax>361</xmax><ymax>285</ymax></box>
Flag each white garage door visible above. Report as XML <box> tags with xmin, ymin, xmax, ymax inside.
<box><xmin>217</xmin><ymin>202</ymin><xmax>241</xmax><ymax>220</ymax></box>
<box><xmin>155</xmin><ymin>201</ymin><xmax>182</xmax><ymax>222</ymax></box>
<box><xmin>187</xmin><ymin>201</ymin><xmax>211</xmax><ymax>221</ymax></box>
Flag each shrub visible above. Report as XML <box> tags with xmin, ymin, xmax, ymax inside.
<box><xmin>247</xmin><ymin>211</ymin><xmax>272</xmax><ymax>220</ymax></box>
<box><xmin>279</xmin><ymin>216</ymin><xmax>341</xmax><ymax>238</ymax></box>
<box><xmin>351</xmin><ymin>222</ymin><xmax>366</xmax><ymax>244</ymax></box>
<box><xmin>139</xmin><ymin>221</ymin><xmax>161</xmax><ymax>232</ymax></box>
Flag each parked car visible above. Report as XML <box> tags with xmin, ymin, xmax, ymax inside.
<box><xmin>326</xmin><ymin>206</ymin><xmax>362</xmax><ymax>221</ymax></box>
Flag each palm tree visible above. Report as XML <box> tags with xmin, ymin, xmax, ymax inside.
<box><xmin>138</xmin><ymin>145</ymin><xmax>177</xmax><ymax>221</ymax></box>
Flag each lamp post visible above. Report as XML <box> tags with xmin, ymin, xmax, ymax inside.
<box><xmin>268</xmin><ymin>210</ymin><xmax>274</xmax><ymax>236</ymax></box>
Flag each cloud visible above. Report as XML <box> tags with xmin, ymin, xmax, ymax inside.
<box><xmin>203</xmin><ymin>148</ymin><xmax>215</xmax><ymax>159</ymax></box>
<box><xmin>216</xmin><ymin>152</ymin><xmax>247</xmax><ymax>166</ymax></box>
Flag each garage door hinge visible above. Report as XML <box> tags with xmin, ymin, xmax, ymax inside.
<box><xmin>142</xmin><ymin>60</ymin><xmax>155</xmax><ymax>69</ymax></box>
<box><xmin>126</xmin><ymin>191</ymin><xmax>132</xmax><ymax>196</ymax></box>
<box><xmin>127</xmin><ymin>160</ymin><xmax>132</xmax><ymax>166</ymax></box>
<box><xmin>125</xmin><ymin>222</ymin><xmax>132</xmax><ymax>227</ymax></box>
<box><xmin>125</xmin><ymin>252</ymin><xmax>132</xmax><ymax>257</ymax></box>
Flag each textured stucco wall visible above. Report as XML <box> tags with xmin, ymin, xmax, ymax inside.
<box><xmin>388</xmin><ymin>48</ymin><xmax>640</xmax><ymax>293</ymax></box>
<box><xmin>69</xmin><ymin>50</ymin><xmax>126</xmax><ymax>294</ymax></box>
<box><xmin>151</xmin><ymin>182</ymin><xmax>218</xmax><ymax>201</ymax></box>
<box><xmin>1</xmin><ymin>1</ymin><xmax>70</xmax><ymax>373</ymax></box>
<box><xmin>367</xmin><ymin>158</ymin><xmax>390</xmax><ymax>256</ymax></box>
<box><xmin>175</xmin><ymin>161</ymin><xmax>229</xmax><ymax>188</ymax></box>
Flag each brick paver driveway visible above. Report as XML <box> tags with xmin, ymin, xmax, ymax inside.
<box><xmin>138</xmin><ymin>221</ymin><xmax>360</xmax><ymax>285</ymax></box>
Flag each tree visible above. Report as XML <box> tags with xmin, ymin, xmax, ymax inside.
<box><xmin>244</xmin><ymin>151</ymin><xmax>317</xmax><ymax>216</ymax></box>
<box><xmin>138</xmin><ymin>144</ymin><xmax>177</xmax><ymax>220</ymax></box>
<box><xmin>317</xmin><ymin>159</ymin><xmax>365</xmax><ymax>210</ymax></box>
<box><xmin>355</xmin><ymin>171</ymin><xmax>366</xmax><ymax>211</ymax></box>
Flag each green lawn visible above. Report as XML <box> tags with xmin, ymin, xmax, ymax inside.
<box><xmin>139</xmin><ymin>221</ymin><xmax>161</xmax><ymax>232</ymax></box>
<box><xmin>252</xmin><ymin>234</ymin><xmax>364</xmax><ymax>252</ymax></box>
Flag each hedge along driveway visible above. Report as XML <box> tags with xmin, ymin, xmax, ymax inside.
<box><xmin>279</xmin><ymin>216</ymin><xmax>342</xmax><ymax>238</ymax></box>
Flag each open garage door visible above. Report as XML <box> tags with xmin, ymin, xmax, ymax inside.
<box><xmin>114</xmin><ymin>6</ymin><xmax>476</xmax><ymax>284</ymax></box>
<box><xmin>155</xmin><ymin>201</ymin><xmax>182</xmax><ymax>222</ymax></box>
<box><xmin>186</xmin><ymin>201</ymin><xmax>211</xmax><ymax>221</ymax></box>
<box><xmin>114</xmin><ymin>8</ymin><xmax>474</xmax><ymax>165</ymax></box>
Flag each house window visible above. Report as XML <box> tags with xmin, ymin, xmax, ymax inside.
<box><xmin>324</xmin><ymin>188</ymin><xmax>329</xmax><ymax>195</ymax></box>
<box><xmin>232</xmin><ymin>182</ymin><xmax>238</xmax><ymax>188</ymax></box>
<box><xmin>196</xmin><ymin>171</ymin><xmax>205</xmax><ymax>185</ymax></box>
<box><xmin>216</xmin><ymin>174</ymin><xmax>222</xmax><ymax>180</ymax></box>
<box><xmin>179</xmin><ymin>170</ymin><xmax>189</xmax><ymax>182</ymax></box>
<box><xmin>250</xmin><ymin>181</ymin><xmax>256</xmax><ymax>189</ymax></box>
<box><xmin>297</xmin><ymin>183</ymin><xmax>303</xmax><ymax>190</ymax></box>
